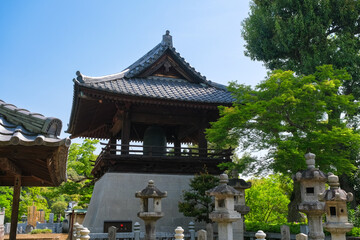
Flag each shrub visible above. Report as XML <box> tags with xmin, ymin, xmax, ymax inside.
<box><xmin>349</xmin><ymin>206</ymin><xmax>360</xmax><ymax>228</ymax></box>
<box><xmin>348</xmin><ymin>227</ymin><xmax>360</xmax><ymax>237</ymax></box>
<box><xmin>30</xmin><ymin>229</ymin><xmax>52</xmax><ymax>234</ymax></box>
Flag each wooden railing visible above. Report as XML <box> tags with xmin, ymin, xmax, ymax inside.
<box><xmin>99</xmin><ymin>143</ymin><xmax>232</xmax><ymax>159</ymax></box>
<box><xmin>91</xmin><ymin>143</ymin><xmax>233</xmax><ymax>175</ymax></box>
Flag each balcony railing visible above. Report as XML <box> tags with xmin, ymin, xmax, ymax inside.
<box><xmin>92</xmin><ymin>143</ymin><xmax>232</xmax><ymax>176</ymax></box>
<box><xmin>98</xmin><ymin>143</ymin><xmax>231</xmax><ymax>158</ymax></box>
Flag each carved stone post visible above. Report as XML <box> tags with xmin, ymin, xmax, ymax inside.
<box><xmin>189</xmin><ymin>222</ymin><xmax>195</xmax><ymax>240</ymax></box>
<box><xmin>174</xmin><ymin>226</ymin><xmax>184</xmax><ymax>240</ymax></box>
<box><xmin>134</xmin><ymin>222</ymin><xmax>140</xmax><ymax>240</ymax></box>
<box><xmin>80</xmin><ymin>227</ymin><xmax>90</xmax><ymax>240</ymax></box>
<box><xmin>255</xmin><ymin>230</ymin><xmax>266</xmax><ymax>240</ymax></box>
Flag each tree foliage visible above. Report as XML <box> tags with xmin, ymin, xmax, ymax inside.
<box><xmin>246</xmin><ymin>174</ymin><xmax>293</xmax><ymax>223</ymax></box>
<box><xmin>178</xmin><ymin>171</ymin><xmax>219</xmax><ymax>223</ymax></box>
<box><xmin>46</xmin><ymin>139</ymin><xmax>98</xmax><ymax>209</ymax></box>
<box><xmin>0</xmin><ymin>187</ymin><xmax>13</xmax><ymax>222</ymax></box>
<box><xmin>242</xmin><ymin>0</ymin><xmax>360</xmax><ymax>97</ymax></box>
<box><xmin>207</xmin><ymin>66</ymin><xmax>360</xmax><ymax>176</ymax></box>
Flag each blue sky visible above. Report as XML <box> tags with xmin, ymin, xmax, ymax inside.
<box><xmin>0</xmin><ymin>1</ymin><xmax>267</xmax><ymax>140</ymax></box>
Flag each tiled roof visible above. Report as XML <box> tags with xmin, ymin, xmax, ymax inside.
<box><xmin>74</xmin><ymin>31</ymin><xmax>233</xmax><ymax>105</ymax></box>
<box><xmin>0</xmin><ymin>100</ymin><xmax>70</xmax><ymax>146</ymax></box>
<box><xmin>79</xmin><ymin>76</ymin><xmax>233</xmax><ymax>104</ymax></box>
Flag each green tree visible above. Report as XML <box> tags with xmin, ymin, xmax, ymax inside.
<box><xmin>47</xmin><ymin>139</ymin><xmax>98</xmax><ymax>210</ymax></box>
<box><xmin>51</xmin><ymin>201</ymin><xmax>68</xmax><ymax>219</ymax></box>
<box><xmin>178</xmin><ymin>171</ymin><xmax>219</xmax><ymax>223</ymax></box>
<box><xmin>207</xmin><ymin>66</ymin><xmax>360</xmax><ymax>176</ymax></box>
<box><xmin>0</xmin><ymin>187</ymin><xmax>13</xmax><ymax>222</ymax></box>
<box><xmin>242</xmin><ymin>0</ymin><xmax>360</xmax><ymax>97</ymax></box>
<box><xmin>246</xmin><ymin>174</ymin><xmax>293</xmax><ymax>223</ymax></box>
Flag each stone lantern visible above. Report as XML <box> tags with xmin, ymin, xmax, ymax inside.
<box><xmin>295</xmin><ymin>153</ymin><xmax>327</xmax><ymax>240</ymax></box>
<box><xmin>207</xmin><ymin>173</ymin><xmax>241</xmax><ymax>240</ymax></box>
<box><xmin>318</xmin><ymin>173</ymin><xmax>353</xmax><ymax>240</ymax></box>
<box><xmin>135</xmin><ymin>180</ymin><xmax>167</xmax><ymax>240</ymax></box>
<box><xmin>229</xmin><ymin>171</ymin><xmax>251</xmax><ymax>240</ymax></box>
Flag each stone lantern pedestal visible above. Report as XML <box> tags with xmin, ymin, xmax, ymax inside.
<box><xmin>319</xmin><ymin>173</ymin><xmax>353</xmax><ymax>240</ymax></box>
<box><xmin>207</xmin><ymin>173</ymin><xmax>241</xmax><ymax>240</ymax></box>
<box><xmin>295</xmin><ymin>153</ymin><xmax>327</xmax><ymax>240</ymax></box>
<box><xmin>135</xmin><ymin>180</ymin><xmax>167</xmax><ymax>240</ymax></box>
<box><xmin>229</xmin><ymin>173</ymin><xmax>251</xmax><ymax>240</ymax></box>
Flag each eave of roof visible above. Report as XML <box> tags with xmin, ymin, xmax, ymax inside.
<box><xmin>0</xmin><ymin>100</ymin><xmax>70</xmax><ymax>186</ymax></box>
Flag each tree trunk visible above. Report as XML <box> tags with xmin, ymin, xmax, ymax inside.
<box><xmin>287</xmin><ymin>180</ymin><xmax>303</xmax><ymax>222</ymax></box>
<box><xmin>339</xmin><ymin>173</ymin><xmax>357</xmax><ymax>208</ymax></box>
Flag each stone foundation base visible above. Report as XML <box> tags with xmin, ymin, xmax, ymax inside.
<box><xmin>82</xmin><ymin>172</ymin><xmax>201</xmax><ymax>233</ymax></box>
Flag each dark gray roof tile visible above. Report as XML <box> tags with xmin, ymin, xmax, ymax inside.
<box><xmin>83</xmin><ymin>77</ymin><xmax>232</xmax><ymax>104</ymax></box>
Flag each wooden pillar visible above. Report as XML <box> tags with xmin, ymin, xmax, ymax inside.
<box><xmin>109</xmin><ymin>137</ymin><xmax>117</xmax><ymax>155</ymax></box>
<box><xmin>198</xmin><ymin>114</ymin><xmax>209</xmax><ymax>157</ymax></box>
<box><xmin>174</xmin><ymin>138</ymin><xmax>181</xmax><ymax>156</ymax></box>
<box><xmin>10</xmin><ymin>175</ymin><xmax>21</xmax><ymax>240</ymax></box>
<box><xmin>121</xmin><ymin>105</ymin><xmax>131</xmax><ymax>155</ymax></box>
<box><xmin>198</xmin><ymin>129</ymin><xmax>207</xmax><ymax>157</ymax></box>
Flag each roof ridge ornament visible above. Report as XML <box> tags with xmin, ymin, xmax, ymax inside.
<box><xmin>161</xmin><ymin>30</ymin><xmax>173</xmax><ymax>47</ymax></box>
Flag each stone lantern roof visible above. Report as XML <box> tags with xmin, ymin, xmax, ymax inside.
<box><xmin>135</xmin><ymin>180</ymin><xmax>167</xmax><ymax>199</ymax></box>
<box><xmin>319</xmin><ymin>174</ymin><xmax>353</xmax><ymax>202</ymax></box>
<box><xmin>228</xmin><ymin>178</ymin><xmax>251</xmax><ymax>189</ymax></box>
<box><xmin>207</xmin><ymin>173</ymin><xmax>240</xmax><ymax>197</ymax></box>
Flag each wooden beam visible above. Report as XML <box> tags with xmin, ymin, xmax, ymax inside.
<box><xmin>178</xmin><ymin>125</ymin><xmax>198</xmax><ymax>140</ymax></box>
<box><xmin>9</xmin><ymin>174</ymin><xmax>21</xmax><ymax>240</ymax></box>
<box><xmin>130</xmin><ymin>112</ymin><xmax>200</xmax><ymax>125</ymax></box>
<box><xmin>30</xmin><ymin>175</ymin><xmax>54</xmax><ymax>186</ymax></box>
<box><xmin>121</xmin><ymin>104</ymin><xmax>131</xmax><ymax>154</ymax></box>
<box><xmin>0</xmin><ymin>158</ymin><xmax>21</xmax><ymax>176</ymax></box>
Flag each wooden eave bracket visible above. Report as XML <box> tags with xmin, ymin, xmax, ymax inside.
<box><xmin>0</xmin><ymin>157</ymin><xmax>21</xmax><ymax>176</ymax></box>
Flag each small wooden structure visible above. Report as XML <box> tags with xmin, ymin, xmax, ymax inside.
<box><xmin>27</xmin><ymin>204</ymin><xmax>45</xmax><ymax>227</ymax></box>
<box><xmin>0</xmin><ymin>100</ymin><xmax>70</xmax><ymax>240</ymax></box>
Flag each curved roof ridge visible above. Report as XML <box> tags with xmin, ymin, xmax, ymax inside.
<box><xmin>0</xmin><ymin>99</ymin><xmax>63</xmax><ymax>137</ymax></box>
<box><xmin>204</xmin><ymin>80</ymin><xmax>228</xmax><ymax>91</ymax></box>
<box><xmin>75</xmin><ymin>70</ymin><xmax>129</xmax><ymax>83</ymax></box>
<box><xmin>169</xmin><ymin>45</ymin><xmax>207</xmax><ymax>82</ymax></box>
<box><xmin>74</xmin><ymin>31</ymin><xmax>216</xmax><ymax>87</ymax></box>
<box><xmin>124</xmin><ymin>42</ymin><xmax>167</xmax><ymax>78</ymax></box>
<box><xmin>124</xmin><ymin>31</ymin><xmax>208</xmax><ymax>82</ymax></box>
